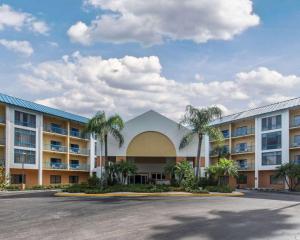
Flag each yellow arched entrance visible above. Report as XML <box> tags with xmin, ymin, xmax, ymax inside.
<box><xmin>126</xmin><ymin>131</ymin><xmax>176</xmax><ymax>157</ymax></box>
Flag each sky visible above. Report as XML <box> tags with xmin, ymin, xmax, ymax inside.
<box><xmin>0</xmin><ymin>0</ymin><xmax>300</xmax><ymax>121</ymax></box>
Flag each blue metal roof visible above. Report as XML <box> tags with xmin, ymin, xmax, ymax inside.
<box><xmin>0</xmin><ymin>93</ymin><xmax>89</xmax><ymax>124</ymax></box>
<box><xmin>212</xmin><ymin>97</ymin><xmax>300</xmax><ymax>125</ymax></box>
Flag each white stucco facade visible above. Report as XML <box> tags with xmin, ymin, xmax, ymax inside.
<box><xmin>106</xmin><ymin>110</ymin><xmax>204</xmax><ymax>157</ymax></box>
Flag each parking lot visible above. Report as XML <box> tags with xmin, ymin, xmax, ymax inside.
<box><xmin>0</xmin><ymin>191</ymin><xmax>300</xmax><ymax>240</ymax></box>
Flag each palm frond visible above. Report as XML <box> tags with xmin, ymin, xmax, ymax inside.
<box><xmin>110</xmin><ymin>128</ymin><xmax>124</xmax><ymax>147</ymax></box>
<box><xmin>179</xmin><ymin>131</ymin><xmax>195</xmax><ymax>149</ymax></box>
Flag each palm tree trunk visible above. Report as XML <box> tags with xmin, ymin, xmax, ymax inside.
<box><xmin>104</xmin><ymin>134</ymin><xmax>108</xmax><ymax>165</ymax></box>
<box><xmin>195</xmin><ymin>134</ymin><xmax>202</xmax><ymax>179</ymax></box>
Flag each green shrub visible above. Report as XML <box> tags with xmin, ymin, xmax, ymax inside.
<box><xmin>84</xmin><ymin>189</ymin><xmax>104</xmax><ymax>194</ymax></box>
<box><xmin>206</xmin><ymin>185</ymin><xmax>234</xmax><ymax>193</ymax></box>
<box><xmin>198</xmin><ymin>177</ymin><xmax>218</xmax><ymax>188</ymax></box>
<box><xmin>186</xmin><ymin>188</ymin><xmax>209</xmax><ymax>194</ymax></box>
<box><xmin>5</xmin><ymin>185</ymin><xmax>19</xmax><ymax>191</ymax></box>
<box><xmin>87</xmin><ymin>175</ymin><xmax>101</xmax><ymax>188</ymax></box>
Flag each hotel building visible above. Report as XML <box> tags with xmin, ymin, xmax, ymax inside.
<box><xmin>206</xmin><ymin>97</ymin><xmax>300</xmax><ymax>189</ymax></box>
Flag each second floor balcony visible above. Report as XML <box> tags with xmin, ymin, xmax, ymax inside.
<box><xmin>44</xmin><ymin>144</ymin><xmax>68</xmax><ymax>153</ymax></box>
<box><xmin>0</xmin><ymin>137</ymin><xmax>5</xmax><ymax>146</ymax></box>
<box><xmin>290</xmin><ymin>141</ymin><xmax>300</xmax><ymax>148</ymax></box>
<box><xmin>236</xmin><ymin>161</ymin><xmax>254</xmax><ymax>170</ymax></box>
<box><xmin>44</xmin><ymin>161</ymin><xmax>68</xmax><ymax>170</ymax></box>
<box><xmin>44</xmin><ymin>124</ymin><xmax>67</xmax><ymax>135</ymax></box>
<box><xmin>69</xmin><ymin>163</ymin><xmax>89</xmax><ymax>171</ymax></box>
<box><xmin>69</xmin><ymin>147</ymin><xmax>89</xmax><ymax>155</ymax></box>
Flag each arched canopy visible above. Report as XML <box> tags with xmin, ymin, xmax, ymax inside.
<box><xmin>126</xmin><ymin>131</ymin><xmax>177</xmax><ymax>157</ymax></box>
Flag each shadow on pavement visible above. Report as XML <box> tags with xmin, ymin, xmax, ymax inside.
<box><xmin>150</xmin><ymin>204</ymin><xmax>300</xmax><ymax>240</ymax></box>
<box><xmin>241</xmin><ymin>190</ymin><xmax>300</xmax><ymax>202</ymax></box>
<box><xmin>0</xmin><ymin>191</ymin><xmax>57</xmax><ymax>199</ymax></box>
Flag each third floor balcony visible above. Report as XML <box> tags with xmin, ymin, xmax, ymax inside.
<box><xmin>44</xmin><ymin>124</ymin><xmax>68</xmax><ymax>135</ymax></box>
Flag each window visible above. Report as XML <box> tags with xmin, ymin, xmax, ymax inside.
<box><xmin>69</xmin><ymin>176</ymin><xmax>79</xmax><ymax>184</ymax></box>
<box><xmin>50</xmin><ymin>175</ymin><xmax>61</xmax><ymax>184</ymax></box>
<box><xmin>50</xmin><ymin>140</ymin><xmax>61</xmax><ymax>151</ymax></box>
<box><xmin>237</xmin><ymin>174</ymin><xmax>247</xmax><ymax>184</ymax></box>
<box><xmin>262</xmin><ymin>151</ymin><xmax>282</xmax><ymax>166</ymax></box>
<box><xmin>237</xmin><ymin>159</ymin><xmax>248</xmax><ymax>169</ymax></box>
<box><xmin>262</xmin><ymin>115</ymin><xmax>281</xmax><ymax>131</ymax></box>
<box><xmin>151</xmin><ymin>173</ymin><xmax>165</xmax><ymax>180</ymax></box>
<box><xmin>70</xmin><ymin>159</ymin><xmax>79</xmax><ymax>169</ymax></box>
<box><xmin>70</xmin><ymin>143</ymin><xmax>79</xmax><ymax>153</ymax></box>
<box><xmin>293</xmin><ymin>115</ymin><xmax>300</xmax><ymax>126</ymax></box>
<box><xmin>11</xmin><ymin>174</ymin><xmax>25</xmax><ymax>184</ymax></box>
<box><xmin>15</xmin><ymin>111</ymin><xmax>36</xmax><ymax>128</ymax></box>
<box><xmin>50</xmin><ymin>158</ymin><xmax>62</xmax><ymax>168</ymax></box>
<box><xmin>14</xmin><ymin>128</ymin><xmax>36</xmax><ymax>148</ymax></box>
<box><xmin>221</xmin><ymin>129</ymin><xmax>229</xmax><ymax>138</ymax></box>
<box><xmin>235</xmin><ymin>143</ymin><xmax>247</xmax><ymax>153</ymax></box>
<box><xmin>293</xmin><ymin>135</ymin><xmax>300</xmax><ymax>147</ymax></box>
<box><xmin>71</xmin><ymin>128</ymin><xmax>79</xmax><ymax>137</ymax></box>
<box><xmin>235</xmin><ymin>126</ymin><xmax>248</xmax><ymax>136</ymax></box>
<box><xmin>14</xmin><ymin>149</ymin><xmax>35</xmax><ymax>164</ymax></box>
<box><xmin>262</xmin><ymin>131</ymin><xmax>281</xmax><ymax>150</ymax></box>
<box><xmin>270</xmin><ymin>175</ymin><xmax>284</xmax><ymax>185</ymax></box>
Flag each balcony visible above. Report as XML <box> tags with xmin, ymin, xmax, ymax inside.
<box><xmin>44</xmin><ymin>161</ymin><xmax>68</xmax><ymax>170</ymax></box>
<box><xmin>44</xmin><ymin>124</ymin><xmax>67</xmax><ymax>135</ymax></box>
<box><xmin>15</xmin><ymin>120</ymin><xmax>36</xmax><ymax>128</ymax></box>
<box><xmin>0</xmin><ymin>159</ymin><xmax>5</xmax><ymax>167</ymax></box>
<box><xmin>232</xmin><ymin>128</ymin><xmax>255</xmax><ymax>138</ymax></box>
<box><xmin>290</xmin><ymin>142</ymin><xmax>300</xmax><ymax>148</ymax></box>
<box><xmin>290</xmin><ymin>120</ymin><xmax>300</xmax><ymax>129</ymax></box>
<box><xmin>44</xmin><ymin>144</ymin><xmax>68</xmax><ymax>153</ymax></box>
<box><xmin>232</xmin><ymin>145</ymin><xmax>255</xmax><ymax>154</ymax></box>
<box><xmin>69</xmin><ymin>163</ymin><xmax>89</xmax><ymax>171</ymax></box>
<box><xmin>0</xmin><ymin>137</ymin><xmax>5</xmax><ymax>146</ymax></box>
<box><xmin>70</xmin><ymin>147</ymin><xmax>89</xmax><ymax>156</ymax></box>
<box><xmin>236</xmin><ymin>161</ymin><xmax>254</xmax><ymax>171</ymax></box>
<box><xmin>0</xmin><ymin>116</ymin><xmax>5</xmax><ymax>124</ymax></box>
<box><xmin>70</xmin><ymin>130</ymin><xmax>88</xmax><ymax>139</ymax></box>
<box><xmin>209</xmin><ymin>146</ymin><xmax>230</xmax><ymax>157</ymax></box>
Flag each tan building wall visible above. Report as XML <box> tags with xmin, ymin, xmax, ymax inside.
<box><xmin>127</xmin><ymin>131</ymin><xmax>177</xmax><ymax>157</ymax></box>
<box><xmin>259</xmin><ymin>170</ymin><xmax>284</xmax><ymax>190</ymax></box>
<box><xmin>42</xmin><ymin>170</ymin><xmax>89</xmax><ymax>185</ymax></box>
<box><xmin>10</xmin><ymin>169</ymin><xmax>39</xmax><ymax>187</ymax></box>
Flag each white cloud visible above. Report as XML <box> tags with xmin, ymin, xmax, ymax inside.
<box><xmin>0</xmin><ymin>4</ymin><xmax>49</xmax><ymax>34</ymax></box>
<box><xmin>68</xmin><ymin>0</ymin><xmax>259</xmax><ymax>46</ymax></box>
<box><xmin>18</xmin><ymin>53</ymin><xmax>300</xmax><ymax>120</ymax></box>
<box><xmin>0</xmin><ymin>39</ymin><xmax>33</xmax><ymax>56</ymax></box>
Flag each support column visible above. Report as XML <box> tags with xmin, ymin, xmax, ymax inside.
<box><xmin>67</xmin><ymin>121</ymin><xmax>70</xmax><ymax>170</ymax></box>
<box><xmin>38</xmin><ymin>114</ymin><xmax>43</xmax><ymax>185</ymax></box>
<box><xmin>89</xmin><ymin>134</ymin><xmax>95</xmax><ymax>176</ymax></box>
<box><xmin>5</xmin><ymin>106</ymin><xmax>11</xmax><ymax>184</ymax></box>
<box><xmin>204</xmin><ymin>135</ymin><xmax>209</xmax><ymax>168</ymax></box>
<box><xmin>254</xmin><ymin>117</ymin><xmax>260</xmax><ymax>188</ymax></box>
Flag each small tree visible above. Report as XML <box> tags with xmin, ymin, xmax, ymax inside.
<box><xmin>276</xmin><ymin>163</ymin><xmax>300</xmax><ymax>191</ymax></box>
<box><xmin>118</xmin><ymin>160</ymin><xmax>137</xmax><ymax>184</ymax></box>
<box><xmin>174</xmin><ymin>160</ymin><xmax>194</xmax><ymax>186</ymax></box>
<box><xmin>207</xmin><ymin>158</ymin><xmax>238</xmax><ymax>186</ymax></box>
<box><xmin>0</xmin><ymin>166</ymin><xmax>7</xmax><ymax>190</ymax></box>
<box><xmin>179</xmin><ymin>105</ymin><xmax>223</xmax><ymax>179</ymax></box>
<box><xmin>164</xmin><ymin>162</ymin><xmax>176</xmax><ymax>185</ymax></box>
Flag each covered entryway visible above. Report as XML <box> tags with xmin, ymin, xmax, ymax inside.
<box><xmin>126</xmin><ymin>131</ymin><xmax>177</xmax><ymax>184</ymax></box>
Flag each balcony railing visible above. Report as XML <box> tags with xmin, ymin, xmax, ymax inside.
<box><xmin>209</xmin><ymin>147</ymin><xmax>230</xmax><ymax>157</ymax></box>
<box><xmin>69</xmin><ymin>163</ymin><xmax>89</xmax><ymax>171</ymax></box>
<box><xmin>290</xmin><ymin>142</ymin><xmax>300</xmax><ymax>148</ymax></box>
<box><xmin>0</xmin><ymin>159</ymin><xmax>5</xmax><ymax>167</ymax></box>
<box><xmin>0</xmin><ymin>116</ymin><xmax>5</xmax><ymax>124</ymax></box>
<box><xmin>232</xmin><ymin>145</ymin><xmax>255</xmax><ymax>154</ymax></box>
<box><xmin>44</xmin><ymin>144</ymin><xmax>68</xmax><ymax>153</ymax></box>
<box><xmin>232</xmin><ymin>128</ymin><xmax>255</xmax><ymax>138</ymax></box>
<box><xmin>236</xmin><ymin>161</ymin><xmax>254</xmax><ymax>170</ymax></box>
<box><xmin>70</xmin><ymin>147</ymin><xmax>89</xmax><ymax>155</ymax></box>
<box><xmin>290</xmin><ymin>120</ymin><xmax>300</xmax><ymax>128</ymax></box>
<box><xmin>44</xmin><ymin>124</ymin><xmax>67</xmax><ymax>135</ymax></box>
<box><xmin>0</xmin><ymin>138</ymin><xmax>5</xmax><ymax>146</ymax></box>
<box><xmin>15</xmin><ymin>120</ymin><xmax>36</xmax><ymax>128</ymax></box>
<box><xmin>44</xmin><ymin>161</ymin><xmax>68</xmax><ymax>170</ymax></box>
<box><xmin>70</xmin><ymin>130</ymin><xmax>88</xmax><ymax>139</ymax></box>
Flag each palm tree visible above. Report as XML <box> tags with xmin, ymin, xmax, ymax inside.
<box><xmin>207</xmin><ymin>158</ymin><xmax>238</xmax><ymax>186</ymax></box>
<box><xmin>276</xmin><ymin>162</ymin><xmax>300</xmax><ymax>191</ymax></box>
<box><xmin>179</xmin><ymin>105</ymin><xmax>223</xmax><ymax>179</ymax></box>
<box><xmin>84</xmin><ymin>111</ymin><xmax>124</xmax><ymax>177</ymax></box>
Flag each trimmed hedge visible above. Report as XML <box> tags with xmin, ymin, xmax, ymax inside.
<box><xmin>205</xmin><ymin>185</ymin><xmax>234</xmax><ymax>193</ymax></box>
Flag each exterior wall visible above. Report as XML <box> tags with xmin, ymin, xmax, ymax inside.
<box><xmin>107</xmin><ymin>110</ymin><xmax>201</xmax><ymax>158</ymax></box>
<box><xmin>10</xmin><ymin>169</ymin><xmax>39</xmax><ymax>187</ymax></box>
<box><xmin>259</xmin><ymin>170</ymin><xmax>284</xmax><ymax>190</ymax></box>
<box><xmin>126</xmin><ymin>131</ymin><xmax>176</xmax><ymax>157</ymax></box>
<box><xmin>42</xmin><ymin>170</ymin><xmax>89</xmax><ymax>185</ymax></box>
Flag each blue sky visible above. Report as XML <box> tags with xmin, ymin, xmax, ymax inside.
<box><xmin>0</xmin><ymin>0</ymin><xmax>300</xmax><ymax>120</ymax></box>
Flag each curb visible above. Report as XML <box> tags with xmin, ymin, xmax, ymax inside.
<box><xmin>55</xmin><ymin>192</ymin><xmax>244</xmax><ymax>198</ymax></box>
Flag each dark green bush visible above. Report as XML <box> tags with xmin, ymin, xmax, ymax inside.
<box><xmin>198</xmin><ymin>177</ymin><xmax>218</xmax><ymax>188</ymax></box>
<box><xmin>206</xmin><ymin>185</ymin><xmax>234</xmax><ymax>193</ymax></box>
<box><xmin>87</xmin><ymin>175</ymin><xmax>101</xmax><ymax>188</ymax></box>
<box><xmin>5</xmin><ymin>185</ymin><xmax>19</xmax><ymax>191</ymax></box>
